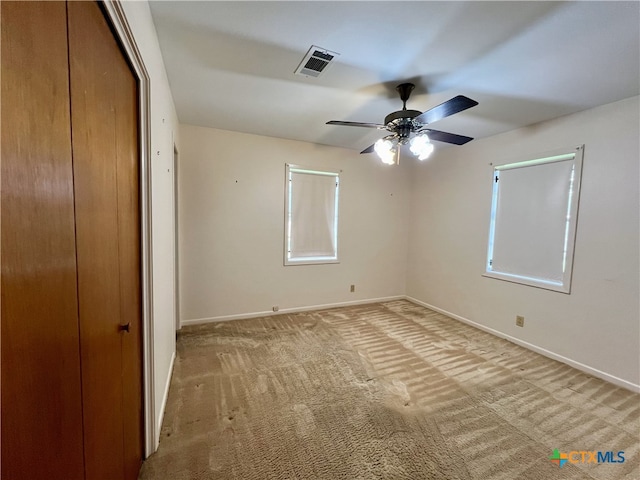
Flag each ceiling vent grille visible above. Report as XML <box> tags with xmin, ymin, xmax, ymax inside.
<box><xmin>295</xmin><ymin>45</ymin><xmax>339</xmax><ymax>78</ymax></box>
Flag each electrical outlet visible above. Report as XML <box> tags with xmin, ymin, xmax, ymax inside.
<box><xmin>272</xmin><ymin>306</ymin><xmax>279</xmax><ymax>312</ymax></box>
<box><xmin>350</xmin><ymin>284</ymin><xmax>355</xmax><ymax>293</ymax></box>
<box><xmin>516</xmin><ymin>315</ymin><xmax>525</xmax><ymax>327</ymax></box>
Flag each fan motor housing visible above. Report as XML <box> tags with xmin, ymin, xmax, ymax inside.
<box><xmin>385</xmin><ymin>109</ymin><xmax>422</xmax><ymax>140</ymax></box>
<box><xmin>384</xmin><ymin>109</ymin><xmax>422</xmax><ymax>126</ymax></box>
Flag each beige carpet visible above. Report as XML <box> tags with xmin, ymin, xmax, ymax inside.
<box><xmin>139</xmin><ymin>300</ymin><xmax>639</xmax><ymax>480</ymax></box>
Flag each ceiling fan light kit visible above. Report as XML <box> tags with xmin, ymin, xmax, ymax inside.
<box><xmin>373</xmin><ymin>133</ymin><xmax>434</xmax><ymax>166</ymax></box>
<box><xmin>374</xmin><ymin>138</ymin><xmax>397</xmax><ymax>165</ymax></box>
<box><xmin>327</xmin><ymin>83</ymin><xmax>478</xmax><ymax>165</ymax></box>
<box><xmin>410</xmin><ymin>134</ymin><xmax>435</xmax><ymax>160</ymax></box>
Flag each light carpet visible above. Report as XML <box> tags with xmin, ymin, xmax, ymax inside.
<box><xmin>139</xmin><ymin>300</ymin><xmax>639</xmax><ymax>479</ymax></box>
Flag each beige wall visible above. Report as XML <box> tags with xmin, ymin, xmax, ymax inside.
<box><xmin>178</xmin><ymin>125</ymin><xmax>411</xmax><ymax>323</ymax></box>
<box><xmin>406</xmin><ymin>96</ymin><xmax>640</xmax><ymax>388</ymax></box>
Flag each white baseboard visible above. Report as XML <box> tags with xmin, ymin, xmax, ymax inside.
<box><xmin>155</xmin><ymin>351</ymin><xmax>176</xmax><ymax>448</ymax></box>
<box><xmin>404</xmin><ymin>296</ymin><xmax>640</xmax><ymax>393</ymax></box>
<box><xmin>181</xmin><ymin>295</ymin><xmax>405</xmax><ymax>326</ymax></box>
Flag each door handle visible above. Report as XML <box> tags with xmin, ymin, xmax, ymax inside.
<box><xmin>118</xmin><ymin>322</ymin><xmax>131</xmax><ymax>333</ymax></box>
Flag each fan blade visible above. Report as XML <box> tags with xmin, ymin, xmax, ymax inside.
<box><xmin>414</xmin><ymin>95</ymin><xmax>478</xmax><ymax>125</ymax></box>
<box><xmin>360</xmin><ymin>143</ymin><xmax>376</xmax><ymax>154</ymax></box>
<box><xmin>424</xmin><ymin>128</ymin><xmax>474</xmax><ymax>145</ymax></box>
<box><xmin>327</xmin><ymin>120</ymin><xmax>385</xmax><ymax>129</ymax></box>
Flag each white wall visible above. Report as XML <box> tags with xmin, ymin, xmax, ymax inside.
<box><xmin>120</xmin><ymin>0</ymin><xmax>179</xmax><ymax>447</ymax></box>
<box><xmin>178</xmin><ymin>125</ymin><xmax>410</xmax><ymax>323</ymax></box>
<box><xmin>406</xmin><ymin>96</ymin><xmax>640</xmax><ymax>389</ymax></box>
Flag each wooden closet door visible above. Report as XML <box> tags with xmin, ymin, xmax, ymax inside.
<box><xmin>67</xmin><ymin>2</ymin><xmax>143</xmax><ymax>479</ymax></box>
<box><xmin>1</xmin><ymin>2</ymin><xmax>85</xmax><ymax>479</ymax></box>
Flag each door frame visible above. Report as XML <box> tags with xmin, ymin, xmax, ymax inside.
<box><xmin>173</xmin><ymin>145</ymin><xmax>180</xmax><ymax>331</ymax></box>
<box><xmin>102</xmin><ymin>0</ymin><xmax>156</xmax><ymax>458</ymax></box>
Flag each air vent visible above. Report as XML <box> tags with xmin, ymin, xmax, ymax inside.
<box><xmin>295</xmin><ymin>45</ymin><xmax>339</xmax><ymax>78</ymax></box>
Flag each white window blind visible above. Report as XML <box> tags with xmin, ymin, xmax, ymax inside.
<box><xmin>285</xmin><ymin>165</ymin><xmax>339</xmax><ymax>265</ymax></box>
<box><xmin>485</xmin><ymin>146</ymin><xmax>583</xmax><ymax>293</ymax></box>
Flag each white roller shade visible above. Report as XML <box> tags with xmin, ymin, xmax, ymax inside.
<box><xmin>285</xmin><ymin>165</ymin><xmax>339</xmax><ymax>265</ymax></box>
<box><xmin>485</xmin><ymin>147</ymin><xmax>583</xmax><ymax>293</ymax></box>
<box><xmin>492</xmin><ymin>160</ymin><xmax>573</xmax><ymax>282</ymax></box>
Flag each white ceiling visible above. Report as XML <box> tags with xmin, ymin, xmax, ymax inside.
<box><xmin>149</xmin><ymin>1</ymin><xmax>640</xmax><ymax>153</ymax></box>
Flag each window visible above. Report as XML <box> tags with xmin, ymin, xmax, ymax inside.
<box><xmin>484</xmin><ymin>146</ymin><xmax>584</xmax><ymax>293</ymax></box>
<box><xmin>284</xmin><ymin>164</ymin><xmax>339</xmax><ymax>265</ymax></box>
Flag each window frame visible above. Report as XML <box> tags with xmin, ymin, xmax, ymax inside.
<box><xmin>483</xmin><ymin>145</ymin><xmax>584</xmax><ymax>293</ymax></box>
<box><xmin>284</xmin><ymin>164</ymin><xmax>340</xmax><ymax>266</ymax></box>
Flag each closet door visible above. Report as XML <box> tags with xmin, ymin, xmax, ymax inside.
<box><xmin>1</xmin><ymin>2</ymin><xmax>85</xmax><ymax>479</ymax></box>
<box><xmin>67</xmin><ymin>2</ymin><xmax>143</xmax><ymax>479</ymax></box>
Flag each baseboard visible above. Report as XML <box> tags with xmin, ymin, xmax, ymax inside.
<box><xmin>181</xmin><ymin>295</ymin><xmax>405</xmax><ymax>326</ymax></box>
<box><xmin>155</xmin><ymin>351</ymin><xmax>176</xmax><ymax>448</ymax></box>
<box><xmin>404</xmin><ymin>296</ymin><xmax>640</xmax><ymax>393</ymax></box>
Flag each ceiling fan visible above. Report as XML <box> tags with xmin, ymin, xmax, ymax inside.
<box><xmin>327</xmin><ymin>83</ymin><xmax>478</xmax><ymax>164</ymax></box>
